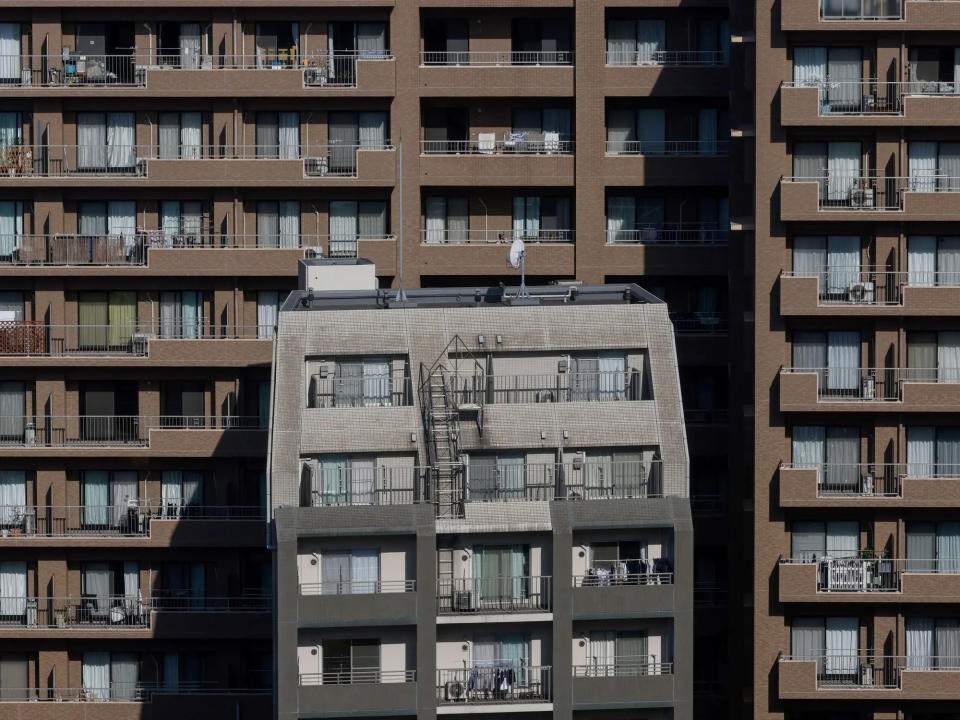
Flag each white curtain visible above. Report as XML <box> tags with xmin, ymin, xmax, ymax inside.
<box><xmin>107</xmin><ymin>200</ymin><xmax>136</xmax><ymax>251</ymax></box>
<box><xmin>257</xmin><ymin>290</ymin><xmax>280</xmax><ymax>339</ymax></box>
<box><xmin>162</xmin><ymin>470</ymin><xmax>183</xmax><ymax>515</ymax></box>
<box><xmin>357</xmin><ymin>23</ymin><xmax>387</xmax><ymax>56</ymax></box>
<box><xmin>425</xmin><ymin>197</ymin><xmax>446</xmax><ymax>243</ymax></box>
<box><xmin>827</xmin><ymin>331</ymin><xmax>859</xmax><ymax>391</ymax></box>
<box><xmin>598</xmin><ymin>352</ymin><xmax>627</xmax><ymax>399</ymax></box>
<box><xmin>937</xmin><ymin>522</ymin><xmax>960</xmax><ymax>574</ymax></box>
<box><xmin>826</xmin><ymin>235</ymin><xmax>860</xmax><ymax>295</ymax></box>
<box><xmin>827</xmin><ymin>521</ymin><xmax>859</xmax><ymax>558</ymax></box>
<box><xmin>359</xmin><ymin>112</ymin><xmax>386</xmax><ymax>149</ymax></box>
<box><xmin>607</xmin><ymin>196</ymin><xmax>635</xmax><ymax>243</ymax></box>
<box><xmin>329</xmin><ymin>201</ymin><xmax>358</xmax><ymax>245</ymax></box>
<box><xmin>589</xmin><ymin>631</ymin><xmax>615</xmax><ymax>673</ymax></box>
<box><xmin>0</xmin><ymin>24</ymin><xmax>21</xmax><ymax>82</ymax></box>
<box><xmin>107</xmin><ymin>112</ymin><xmax>135</xmax><ymax>168</ymax></box>
<box><xmin>78</xmin><ymin>113</ymin><xmax>107</xmax><ymax>169</ymax></box>
<box><xmin>352</xmin><ymin>549</ymin><xmax>379</xmax><ymax>593</ymax></box>
<box><xmin>793</xmin><ymin>237</ymin><xmax>826</xmax><ymax>292</ymax></box>
<box><xmin>159</xmin><ymin>113</ymin><xmax>179</xmax><ymax>159</ymax></box>
<box><xmin>907</xmin><ymin>618</ymin><xmax>935</xmax><ymax>670</ymax></box>
<box><xmin>513</xmin><ymin>196</ymin><xmax>540</xmax><ymax>240</ymax></box>
<box><xmin>636</xmin><ymin>20</ymin><xmax>665</xmax><ymax>64</ymax></box>
<box><xmin>123</xmin><ymin>561</ymin><xmax>139</xmax><ymax>612</ymax></box>
<box><xmin>159</xmin><ymin>292</ymin><xmax>180</xmax><ymax>338</ymax></box>
<box><xmin>180</xmin><ymin>112</ymin><xmax>202</xmax><ymax>159</ymax></box>
<box><xmin>362</xmin><ymin>358</ymin><xmax>391</xmax><ymax>407</ymax></box>
<box><xmin>110</xmin><ymin>471</ymin><xmax>137</xmax><ymax>526</ymax></box>
<box><xmin>83</xmin><ymin>471</ymin><xmax>109</xmax><ymax>526</ymax></box>
<box><xmin>278</xmin><ymin>112</ymin><xmax>300</xmax><ymax>159</ymax></box>
<box><xmin>606</xmin><ymin>21</ymin><xmax>636</xmax><ymax>66</ymax></box>
<box><xmin>827</xmin><ymin>141</ymin><xmax>860</xmax><ymax>201</ymax></box>
<box><xmin>180</xmin><ymin>23</ymin><xmax>201</xmax><ymax>69</ymax></box>
<box><xmin>0</xmin><ymin>200</ymin><xmax>22</xmax><ymax>257</ymax></box>
<box><xmin>0</xmin><ymin>560</ymin><xmax>26</xmax><ymax>616</ymax></box>
<box><xmin>907</xmin><ymin>427</ymin><xmax>936</xmax><ymax>479</ymax></box>
<box><xmin>939</xmin><ymin>331</ymin><xmax>960</xmax><ymax>383</ymax></box>
<box><xmin>0</xmin><ymin>470</ymin><xmax>25</xmax><ymax>525</ymax></box>
<box><xmin>82</xmin><ymin>652</ymin><xmax>110</xmax><ymax>701</ymax></box>
<box><xmin>279</xmin><ymin>201</ymin><xmax>300</xmax><ymax>248</ymax></box>
<box><xmin>940</xmin><ymin>143</ymin><xmax>960</xmax><ymax>190</ymax></box>
<box><xmin>940</xmin><ymin>236</ymin><xmax>960</xmax><ymax>286</ymax></box>
<box><xmin>792</xmin><ymin>426</ymin><xmax>826</xmax><ymax>479</ymax></box>
<box><xmin>824</xmin><ymin>617</ymin><xmax>858</xmax><ymax>676</ymax></box>
<box><xmin>910</xmin><ymin>141</ymin><xmax>938</xmax><ymax>192</ymax></box>
<box><xmin>160</xmin><ymin>201</ymin><xmax>180</xmax><ymax>246</ymax></box>
<box><xmin>909</xmin><ymin>236</ymin><xmax>937</xmax><ymax>287</ymax></box>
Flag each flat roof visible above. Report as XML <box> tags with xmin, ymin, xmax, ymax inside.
<box><xmin>282</xmin><ymin>283</ymin><xmax>663</xmax><ymax>313</ymax></box>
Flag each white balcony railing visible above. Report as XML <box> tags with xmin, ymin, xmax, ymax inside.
<box><xmin>421</xmin><ymin>137</ymin><xmax>573</xmax><ymax>155</ymax></box>
<box><xmin>573</xmin><ymin>657</ymin><xmax>673</xmax><ymax>678</ymax></box>
<box><xmin>421</xmin><ymin>229</ymin><xmax>573</xmax><ymax>245</ymax></box>
<box><xmin>606</xmin><ymin>50</ymin><xmax>728</xmax><ymax>66</ymax></box>
<box><xmin>420</xmin><ymin>50</ymin><xmax>572</xmax><ymax>66</ymax></box>
<box><xmin>606</xmin><ymin>224</ymin><xmax>729</xmax><ymax>245</ymax></box>
<box><xmin>605</xmin><ymin>139</ymin><xmax>729</xmax><ymax>156</ymax></box>
<box><xmin>819</xmin><ymin>0</ymin><xmax>904</xmax><ymax>20</ymax></box>
<box><xmin>0</xmin><ymin>415</ymin><xmax>265</xmax><ymax>447</ymax></box>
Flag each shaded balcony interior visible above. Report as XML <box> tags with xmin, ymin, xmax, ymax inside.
<box><xmin>572</xmin><ymin>619</ymin><xmax>675</xmax><ymax>678</ymax></box>
<box><xmin>605</xmin><ymin>99</ymin><xmax>730</xmax><ymax>156</ymax></box>
<box><xmin>421</xmin><ymin>101</ymin><xmax>574</xmax><ymax>155</ymax></box>
<box><xmin>420</xmin><ymin>189</ymin><xmax>573</xmax><ymax>244</ymax></box>
<box><xmin>297</xmin><ymin>629</ymin><xmax>416</xmax><ymax>686</ymax></box>
<box><xmin>421</xmin><ymin>10</ymin><xmax>573</xmax><ymax>66</ymax></box>
<box><xmin>572</xmin><ymin>531</ymin><xmax>676</xmax><ymax>587</ymax></box>
<box><xmin>605</xmin><ymin>191</ymin><xmax>730</xmax><ymax>245</ymax></box>
<box><xmin>633</xmin><ymin>277</ymin><xmax>729</xmax><ymax>335</ymax></box>
<box><xmin>605</xmin><ymin>9</ymin><xmax>730</xmax><ymax>66</ymax></box>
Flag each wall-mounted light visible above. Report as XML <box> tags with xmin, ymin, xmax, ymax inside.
<box><xmin>410</xmin><ymin>433</ymin><xmax>417</xmax><ymax>443</ymax></box>
<box><xmin>477</xmin><ymin>334</ymin><xmax>485</xmax><ymax>345</ymax></box>
<box><xmin>563</xmin><ymin>430</ymin><xmax>569</xmax><ymax>441</ymax></box>
<box><xmin>540</xmin><ymin>430</ymin><xmax>546</xmax><ymax>440</ymax></box>
<box><xmin>495</xmin><ymin>335</ymin><xmax>503</xmax><ymax>345</ymax></box>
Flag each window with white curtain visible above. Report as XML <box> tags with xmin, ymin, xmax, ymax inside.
<box><xmin>81</xmin><ymin>651</ymin><xmax>139</xmax><ymax>701</ymax></box>
<box><xmin>160</xmin><ymin>470</ymin><xmax>204</xmax><ymax>517</ymax></box>
<box><xmin>0</xmin><ymin>470</ymin><xmax>26</xmax><ymax>526</ymax></box>
<box><xmin>0</xmin><ymin>561</ymin><xmax>26</xmax><ymax>617</ymax></box>
<box><xmin>77</xmin><ymin>112</ymin><xmax>136</xmax><ymax>170</ymax></box>
<box><xmin>908</xmin><ymin>235</ymin><xmax>960</xmax><ymax>287</ymax></box>
<box><xmin>329</xmin><ymin>200</ymin><xmax>387</xmax><ymax>255</ymax></box>
<box><xmin>0</xmin><ymin>201</ymin><xmax>23</xmax><ymax>258</ymax></box>
<box><xmin>158</xmin><ymin>112</ymin><xmax>202</xmax><ymax>159</ymax></box>
<box><xmin>255</xmin><ymin>112</ymin><xmax>300</xmax><ymax>159</ymax></box>
<box><xmin>513</xmin><ymin>196</ymin><xmax>570</xmax><ymax>241</ymax></box>
<box><xmin>159</xmin><ymin>291</ymin><xmax>203</xmax><ymax>339</ymax></box>
<box><xmin>160</xmin><ymin>200</ymin><xmax>203</xmax><ymax>246</ymax></box>
<box><xmin>332</xmin><ymin>357</ymin><xmax>392</xmax><ymax>408</ymax></box>
<box><xmin>909</xmin><ymin>141</ymin><xmax>960</xmax><ymax>191</ymax></box>
<box><xmin>792</xmin><ymin>520</ymin><xmax>859</xmax><ymax>561</ymax></box>
<box><xmin>0</xmin><ymin>112</ymin><xmax>21</xmax><ymax>148</ymax></box>
<box><xmin>256</xmin><ymin>291</ymin><xmax>280</xmax><ymax>338</ymax></box>
<box><xmin>605</xmin><ymin>196</ymin><xmax>665</xmax><ymax>243</ymax></box>
<box><xmin>907</xmin><ymin>521</ymin><xmax>960</xmax><ymax>574</ymax></box>
<box><xmin>0</xmin><ymin>24</ymin><xmax>21</xmax><ymax>83</ymax></box>
<box><xmin>0</xmin><ymin>381</ymin><xmax>25</xmax><ymax>442</ymax></box>
<box><xmin>606</xmin><ymin>108</ymin><xmax>664</xmax><ymax>154</ymax></box>
<box><xmin>791</xmin><ymin>330</ymin><xmax>860</xmax><ymax>393</ymax></box>
<box><xmin>424</xmin><ymin>196</ymin><xmax>469</xmax><ymax>243</ymax></box>
<box><xmin>792</xmin><ymin>235</ymin><xmax>861</xmax><ymax>298</ymax></box>
<box><xmin>321</xmin><ymin>548</ymin><xmax>380</xmax><ymax>594</ymax></box>
<box><xmin>606</xmin><ymin>19</ymin><xmax>665</xmax><ymax>65</ymax></box>
<box><xmin>907</xmin><ymin>332</ymin><xmax>960</xmax><ymax>383</ymax></box>
<box><xmin>792</xmin><ymin>425</ymin><xmax>859</xmax><ymax>489</ymax></box>
<box><xmin>907</xmin><ymin>426</ymin><xmax>960</xmax><ymax>481</ymax></box>
<box><xmin>256</xmin><ymin>201</ymin><xmax>300</xmax><ymax>248</ymax></box>
<box><xmin>907</xmin><ymin>618</ymin><xmax>960</xmax><ymax>670</ymax></box>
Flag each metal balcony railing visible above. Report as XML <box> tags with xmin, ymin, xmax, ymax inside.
<box><xmin>307</xmin><ymin>369</ymin><xmax>413</xmax><ymax>409</ymax></box>
<box><xmin>436</xmin><ymin>576</ymin><xmax>551</xmax><ymax>613</ymax></box>
<box><xmin>781</xmin><ymin>267</ymin><xmax>960</xmax><ymax>305</ymax></box>
<box><xmin>1</xmin><ymin>143</ymin><xmax>392</xmax><ymax>178</ymax></box>
<box><xmin>0</xmin><ymin>502</ymin><xmax>263</xmax><ymax>537</ymax></box>
<box><xmin>300</xmin><ymin>579</ymin><xmax>415</xmax><ymax>596</ymax></box>
<box><xmin>301</xmin><ymin>466</ymin><xmax>430</xmax><ymax>508</ymax></box>
<box><xmin>0</xmin><ymin>415</ymin><xmax>263</xmax><ymax>447</ymax></box>
<box><xmin>605</xmin><ymin>139</ymin><xmax>730</xmax><ymax>156</ymax></box>
<box><xmin>573</xmin><ymin>559</ymin><xmax>674</xmax><ymax>588</ymax></box>
<box><xmin>669</xmin><ymin>312</ymin><xmax>728</xmax><ymax>335</ymax></box>
<box><xmin>421</xmin><ymin>228</ymin><xmax>573</xmax><ymax>244</ymax></box>
<box><xmin>819</xmin><ymin>0</ymin><xmax>904</xmax><ymax>20</ymax></box>
<box><xmin>420</xmin><ymin>50</ymin><xmax>573</xmax><ymax>66</ymax></box>
<box><xmin>606</xmin><ymin>50</ymin><xmax>728</xmax><ymax>66</ymax></box>
<box><xmin>684</xmin><ymin>408</ymin><xmax>730</xmax><ymax>425</ymax></box>
<box><xmin>783</xmin><ymin>173</ymin><xmax>960</xmax><ymax>211</ymax></box>
<box><xmin>0</xmin><ymin>683</ymin><xmax>270</xmax><ymax>703</ymax></box>
<box><xmin>779</xmin><ymin>79</ymin><xmax>960</xmax><ymax>116</ymax></box>
<box><xmin>300</xmin><ymin>669</ymin><xmax>415</xmax><ymax>686</ymax></box>
<box><xmin>607</xmin><ymin>224</ymin><xmax>729</xmax><ymax>245</ymax></box>
<box><xmin>780</xmin><ymin>654</ymin><xmax>909</xmax><ymax>689</ymax></box>
<box><xmin>448</xmin><ymin>370</ymin><xmax>644</xmax><ymax>405</ymax></box>
<box><xmin>780</xmin><ymin>462</ymin><xmax>904</xmax><ymax>497</ymax></box>
<box><xmin>437</xmin><ymin>665</ymin><xmax>550</xmax><ymax>704</ymax></box>
<box><xmin>1</xmin><ymin>51</ymin><xmax>392</xmax><ymax>88</ymax></box>
<box><xmin>783</xmin><ymin>556</ymin><xmax>960</xmax><ymax>592</ymax></box>
<box><xmin>572</xmin><ymin>657</ymin><xmax>673</xmax><ymax>678</ymax></box>
<box><xmin>780</xmin><ymin>366</ymin><xmax>907</xmax><ymax>401</ymax></box>
<box><xmin>421</xmin><ymin>137</ymin><xmax>573</xmax><ymax>155</ymax></box>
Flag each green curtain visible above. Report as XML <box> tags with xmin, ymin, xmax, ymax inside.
<box><xmin>108</xmin><ymin>291</ymin><xmax>136</xmax><ymax>347</ymax></box>
<box><xmin>78</xmin><ymin>292</ymin><xmax>108</xmax><ymax>349</ymax></box>
<box><xmin>320</xmin><ymin>455</ymin><xmax>348</xmax><ymax>505</ymax></box>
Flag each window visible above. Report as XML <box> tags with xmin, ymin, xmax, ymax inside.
<box><xmin>511</xmin><ymin>18</ymin><xmax>571</xmax><ymax>63</ymax></box>
<box><xmin>0</xmin><ymin>381</ymin><xmax>25</xmax><ymax>442</ymax></box>
<box><xmin>256</xmin><ymin>291</ymin><xmax>281</xmax><ymax>338</ymax></box>
<box><xmin>0</xmin><ymin>471</ymin><xmax>25</xmax><ymax>527</ymax></box>
<box><xmin>793</xmin><ymin>141</ymin><xmax>861</xmax><ymax>202</ymax></box>
<box><xmin>321</xmin><ymin>549</ymin><xmax>379</xmax><ymax>594</ymax></box>
<box><xmin>906</xmin><ymin>522</ymin><xmax>960</xmax><ymax>573</ymax></box>
<box><xmin>511</xmin><ymin>108</ymin><xmax>571</xmax><ymax>151</ymax></box>
<box><xmin>467</xmin><ymin>454</ymin><xmax>527</xmax><ymax>502</ymax></box>
<box><xmin>161</xmin><ymin>381</ymin><xmax>205</xmax><ymax>427</ymax></box>
<box><xmin>424</xmin><ymin>196</ymin><xmax>469</xmax><ymax>244</ymax></box>
<box><xmin>0</xmin><ymin>24</ymin><xmax>21</xmax><ymax>85</ymax></box>
<box><xmin>255</xmin><ymin>112</ymin><xmax>299</xmax><ymax>159</ymax></box>
<box><xmin>305</xmin><ymin>456</ymin><xmax>378</xmax><ymax>506</ymax></box>
<box><xmin>0</xmin><ymin>561</ymin><xmax>26</xmax><ymax>619</ymax></box>
<box><xmin>513</xmin><ymin>196</ymin><xmax>571</xmax><ymax>241</ymax></box>
<box><xmin>606</xmin><ymin>19</ymin><xmax>665</xmax><ymax>65</ymax></box>
<box><xmin>77</xmin><ymin>290</ymin><xmax>137</xmax><ymax>349</ymax></box>
<box><xmin>471</xmin><ymin>544</ymin><xmax>528</xmax><ymax>606</ymax></box>
<box><xmin>908</xmin><ymin>332</ymin><xmax>960</xmax><ymax>382</ymax></box>
<box><xmin>791</xmin><ymin>520</ymin><xmax>859</xmax><ymax>561</ymax></box>
<box><xmin>907</xmin><ymin>618</ymin><xmax>960</xmax><ymax>669</ymax></box>
<box><xmin>791</xmin><ymin>330</ymin><xmax>860</xmax><ymax>393</ymax></box>
<box><xmin>908</xmin><ymin>236</ymin><xmax>960</xmax><ymax>287</ymax></box>
<box><xmin>471</xmin><ymin>633</ymin><xmax>530</xmax><ymax>677</ymax></box>
<box><xmin>0</xmin><ymin>201</ymin><xmax>23</xmax><ymax>259</ymax></box>
<box><xmin>588</xmin><ymin>630</ymin><xmax>650</xmax><ymax>676</ymax></box>
<box><xmin>81</xmin><ymin>560</ymin><xmax>140</xmax><ymax>620</ymax></box>
<box><xmin>256</xmin><ymin>200</ymin><xmax>300</xmax><ymax>249</ymax></box>
<box><xmin>161</xmin><ymin>562</ymin><xmax>206</xmax><ymax>608</ymax></box>
<box><xmin>697</xmin><ymin>18</ymin><xmax>731</xmax><ymax>64</ymax></box>
<box><xmin>79</xmin><ymin>382</ymin><xmax>138</xmax><ymax>441</ymax></box>
<box><xmin>607</xmin><ymin>108</ymin><xmax>664</xmax><ymax>155</ymax></box>
<box><xmin>908</xmin><ymin>46</ymin><xmax>960</xmax><ymax>90</ymax></box>
<box><xmin>328</xmin><ymin>111</ymin><xmax>388</xmax><ymax>173</ymax></box>
<box><xmin>0</xmin><ymin>653</ymin><xmax>28</xmax><ymax>700</ymax></box>
<box><xmin>909</xmin><ymin>141</ymin><xmax>960</xmax><ymax>191</ymax></box>
<box><xmin>606</xmin><ymin>196</ymin><xmax>664</xmax><ymax>243</ymax></box>
<box><xmin>163</xmin><ymin>652</ymin><xmax>204</xmax><ymax>691</ymax></box>
<box><xmin>255</xmin><ymin>22</ymin><xmax>299</xmax><ymax>67</ymax></box>
<box><xmin>578</xmin><ymin>449</ymin><xmax>648</xmax><ymax>499</ymax></box>
<box><xmin>423</xmin><ymin>107</ymin><xmax>469</xmax><ymax>152</ymax></box>
<box><xmin>793</xmin><ymin>47</ymin><xmax>861</xmax><ymax>109</ymax></box>
<box><xmin>423</xmin><ymin>18</ymin><xmax>468</xmax><ymax>64</ymax></box>
<box><xmin>570</xmin><ymin>352</ymin><xmax>628</xmax><ymax>401</ymax></box>
<box><xmin>322</xmin><ymin>639</ymin><xmax>380</xmax><ymax>684</ymax></box>
<box><xmin>0</xmin><ymin>112</ymin><xmax>21</xmax><ymax>147</ymax></box>
<box><xmin>81</xmin><ymin>470</ymin><xmax>138</xmax><ymax>528</ymax></box>
<box><xmin>82</xmin><ymin>651</ymin><xmax>138</xmax><ymax>701</ymax></box>
<box><xmin>792</xmin><ymin>236</ymin><xmax>861</xmax><ymax>298</ymax></box>
<box><xmin>158</xmin><ymin>112</ymin><xmax>202</xmax><ymax>159</ymax></box>
<box><xmin>0</xmin><ymin>289</ymin><xmax>23</xmax><ymax>318</ymax></box>
<box><xmin>329</xmin><ymin>201</ymin><xmax>387</xmax><ymax>255</ymax></box>
<box><xmin>791</xmin><ymin>426</ymin><xmax>859</xmax><ymax>490</ymax></box>
<box><xmin>157</xmin><ymin>23</ymin><xmax>203</xmax><ymax>68</ymax></box>
<box><xmin>907</xmin><ymin>427</ymin><xmax>960</xmax><ymax>480</ymax></box>
<box><xmin>329</xmin><ymin>21</ymin><xmax>387</xmax><ymax>56</ymax></box>
<box><xmin>159</xmin><ymin>291</ymin><xmax>203</xmax><ymax>339</ymax></box>
<box><xmin>790</xmin><ymin>617</ymin><xmax>858</xmax><ymax>678</ymax></box>
<box><xmin>585</xmin><ymin>541</ymin><xmax>653</xmax><ymax>582</ymax></box>
<box><xmin>335</xmin><ymin>357</ymin><xmax>391</xmax><ymax>407</ymax></box>
<box><xmin>258</xmin><ymin>381</ymin><xmax>271</xmax><ymax>429</ymax></box>
<box><xmin>77</xmin><ymin>112</ymin><xmax>136</xmax><ymax>170</ymax></box>
<box><xmin>160</xmin><ymin>200</ymin><xmax>204</xmax><ymax>247</ymax></box>
<box><xmin>160</xmin><ymin>470</ymin><xmax>204</xmax><ymax>516</ymax></box>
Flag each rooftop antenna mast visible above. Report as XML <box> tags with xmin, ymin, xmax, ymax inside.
<box><xmin>395</xmin><ymin>138</ymin><xmax>408</xmax><ymax>303</ymax></box>
<box><xmin>509</xmin><ymin>235</ymin><xmax>529</xmax><ymax>298</ymax></box>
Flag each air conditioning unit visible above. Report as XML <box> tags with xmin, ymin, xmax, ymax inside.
<box><xmin>130</xmin><ymin>333</ymin><xmax>151</xmax><ymax>355</ymax></box>
<box><xmin>850</xmin><ymin>187</ymin><xmax>875</xmax><ymax>208</ymax></box>
<box><xmin>136</xmin><ymin>158</ymin><xmax>148</xmax><ymax>176</ymax></box>
<box><xmin>861</xmin><ymin>376</ymin><xmax>875</xmax><ymax>400</ymax></box>
<box><xmin>445</xmin><ymin>681</ymin><xmax>466</xmax><ymax>701</ymax></box>
<box><xmin>861</xmin><ymin>474</ymin><xmax>874</xmax><ymax>495</ymax></box>
<box><xmin>305</xmin><ymin>157</ymin><xmax>328</xmax><ymax>176</ymax></box>
<box><xmin>848</xmin><ymin>281</ymin><xmax>874</xmax><ymax>304</ymax></box>
<box><xmin>860</xmin><ymin>664</ymin><xmax>874</xmax><ymax>686</ymax></box>
<box><xmin>304</xmin><ymin>247</ymin><xmax>322</xmax><ymax>259</ymax></box>
<box><xmin>453</xmin><ymin>590</ymin><xmax>474</xmax><ymax>612</ymax></box>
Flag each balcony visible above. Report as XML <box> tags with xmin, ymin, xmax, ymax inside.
<box><xmin>3</xmin><ymin>52</ymin><xmax>396</xmax><ymax>95</ymax></box>
<box><xmin>419</xmin><ymin>137</ymin><xmax>574</xmax><ymax>186</ymax></box>
<box><xmin>0</xmin><ymin>502</ymin><xmax>264</xmax><ymax>540</ymax></box>
<box><xmin>670</xmin><ymin>312</ymin><xmax>728</xmax><ymax>335</ymax></box>
<box><xmin>780</xmin><ymin>269</ymin><xmax>960</xmax><ymax>317</ymax></box>
<box><xmin>780</xmin><ymin>174</ymin><xmax>960</xmax><ymax>221</ymax></box>
<box><xmin>572</xmin><ymin>564</ymin><xmax>675</xmax><ymax>618</ymax></box>
<box><xmin>299</xmin><ymin>670</ymin><xmax>417</xmax><ymax>715</ymax></box>
<box><xmin>571</xmin><ymin>659</ymin><xmax>674</xmax><ymax>707</ymax></box>
<box><xmin>604</xmin><ymin>51</ymin><xmax>729</xmax><ymax>98</ymax></box>
<box><xmin>603</xmin><ymin>140</ymin><xmax>729</xmax><ymax>186</ymax></box>
<box><xmin>308</xmin><ymin>369</ymin><xmax>413</xmax><ymax>409</ymax></box>
<box><xmin>606</xmin><ymin>223</ymin><xmax>728</xmax><ymax>246</ymax></box>
<box><xmin>0</xmin><ymin>144</ymin><xmax>396</xmax><ymax>185</ymax></box>
<box><xmin>437</xmin><ymin>666</ymin><xmax>551</xmax><ymax>705</ymax></box>
<box><xmin>778</xmin><ymin>654</ymin><xmax>960</xmax><ymax>700</ymax></box>
<box><xmin>778</xmin><ymin>557</ymin><xmax>960</xmax><ymax>603</ymax></box>
<box><xmin>436</xmin><ymin>576</ymin><xmax>551</xmax><ymax>615</ymax></box>
<box><xmin>0</xmin><ymin>685</ymin><xmax>271</xmax><ymax>706</ymax></box>
<box><xmin>781</xmin><ymin>0</ymin><xmax>960</xmax><ymax>30</ymax></box>
<box><xmin>779</xmin><ymin>366</ymin><xmax>960</xmax><ymax>411</ymax></box>
<box><xmin>448</xmin><ymin>370</ymin><xmax>644</xmax><ymax>405</ymax></box>
<box><xmin>299</xmin><ymin>580</ymin><xmax>417</xmax><ymax>627</ymax></box>
<box><xmin>779</xmin><ymin>462</ymin><xmax>960</xmax><ymax>507</ymax></box>
<box><xmin>780</xmin><ymin>80</ymin><xmax>960</xmax><ymax>126</ymax></box>
<box><xmin>417</xmin><ymin>51</ymin><xmax>574</xmax><ymax>96</ymax></box>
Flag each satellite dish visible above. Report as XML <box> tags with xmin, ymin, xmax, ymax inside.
<box><xmin>509</xmin><ymin>237</ymin><xmax>525</xmax><ymax>268</ymax></box>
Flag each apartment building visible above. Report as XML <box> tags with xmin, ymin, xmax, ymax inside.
<box><xmin>757</xmin><ymin>0</ymin><xmax>960</xmax><ymax>718</ymax></box>
<box><xmin>0</xmin><ymin>1</ymin><xmax>752</xmax><ymax>717</ymax></box>
<box><xmin>268</xmin><ymin>261</ymin><xmax>693</xmax><ymax>720</ymax></box>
